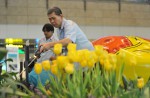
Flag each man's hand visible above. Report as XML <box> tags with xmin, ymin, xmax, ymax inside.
<box><xmin>40</xmin><ymin>42</ymin><xmax>53</xmax><ymax>53</ymax></box>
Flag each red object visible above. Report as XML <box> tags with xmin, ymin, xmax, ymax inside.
<box><xmin>92</xmin><ymin>36</ymin><xmax>132</xmax><ymax>53</ymax></box>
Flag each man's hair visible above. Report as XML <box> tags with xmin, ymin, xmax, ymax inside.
<box><xmin>42</xmin><ymin>23</ymin><xmax>54</xmax><ymax>33</ymax></box>
<box><xmin>47</xmin><ymin>7</ymin><xmax>62</xmax><ymax>16</ymax></box>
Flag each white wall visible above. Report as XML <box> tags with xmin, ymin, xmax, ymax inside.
<box><xmin>81</xmin><ymin>26</ymin><xmax>150</xmax><ymax>40</ymax></box>
<box><xmin>0</xmin><ymin>24</ymin><xmax>150</xmax><ymax>40</ymax></box>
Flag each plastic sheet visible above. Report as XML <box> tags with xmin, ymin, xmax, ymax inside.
<box><xmin>92</xmin><ymin>36</ymin><xmax>150</xmax><ymax>82</ymax></box>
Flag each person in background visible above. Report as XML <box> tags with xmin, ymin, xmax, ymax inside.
<box><xmin>36</xmin><ymin>23</ymin><xmax>58</xmax><ymax>62</ymax></box>
<box><xmin>40</xmin><ymin>6</ymin><xmax>94</xmax><ymax>54</ymax></box>
<box><xmin>28</xmin><ymin>23</ymin><xmax>58</xmax><ymax>87</ymax></box>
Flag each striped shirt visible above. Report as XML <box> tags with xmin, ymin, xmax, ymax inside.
<box><xmin>37</xmin><ymin>35</ymin><xmax>58</xmax><ymax>62</ymax></box>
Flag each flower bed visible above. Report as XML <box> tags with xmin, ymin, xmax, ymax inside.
<box><xmin>0</xmin><ymin>43</ymin><xmax>150</xmax><ymax>98</ymax></box>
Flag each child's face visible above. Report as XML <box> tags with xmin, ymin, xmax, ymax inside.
<box><xmin>44</xmin><ymin>31</ymin><xmax>53</xmax><ymax>39</ymax></box>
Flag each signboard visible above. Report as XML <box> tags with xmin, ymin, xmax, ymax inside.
<box><xmin>6</xmin><ymin>46</ymin><xmax>20</xmax><ymax>72</ymax></box>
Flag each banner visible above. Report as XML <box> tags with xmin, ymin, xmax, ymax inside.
<box><xmin>6</xmin><ymin>46</ymin><xmax>20</xmax><ymax>72</ymax></box>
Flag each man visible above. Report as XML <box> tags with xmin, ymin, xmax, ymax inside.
<box><xmin>28</xmin><ymin>23</ymin><xmax>57</xmax><ymax>87</ymax></box>
<box><xmin>40</xmin><ymin>7</ymin><xmax>94</xmax><ymax>53</ymax></box>
<box><xmin>37</xmin><ymin>23</ymin><xmax>58</xmax><ymax>62</ymax></box>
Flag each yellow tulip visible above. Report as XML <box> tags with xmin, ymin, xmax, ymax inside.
<box><xmin>46</xmin><ymin>90</ymin><xmax>52</xmax><ymax>95</ymax></box>
<box><xmin>108</xmin><ymin>53</ymin><xmax>117</xmax><ymax>65</ymax></box>
<box><xmin>99</xmin><ymin>53</ymin><xmax>108</xmax><ymax>66</ymax></box>
<box><xmin>80</xmin><ymin>60</ymin><xmax>87</xmax><ymax>68</ymax></box>
<box><xmin>65</xmin><ymin>63</ymin><xmax>74</xmax><ymax>74</ymax></box>
<box><xmin>53</xmin><ymin>43</ymin><xmax>62</xmax><ymax>55</ymax></box>
<box><xmin>94</xmin><ymin>45</ymin><xmax>103</xmax><ymax>56</ymax></box>
<box><xmin>99</xmin><ymin>58</ymin><xmax>104</xmax><ymax>66</ymax></box>
<box><xmin>67</xmin><ymin>43</ymin><xmax>76</xmax><ymax>51</ymax></box>
<box><xmin>101</xmin><ymin>50</ymin><xmax>108</xmax><ymax>57</ymax></box>
<box><xmin>87</xmin><ymin>59</ymin><xmax>95</xmax><ymax>68</ymax></box>
<box><xmin>91</xmin><ymin>51</ymin><xmax>99</xmax><ymax>62</ymax></box>
<box><xmin>104</xmin><ymin>60</ymin><xmax>112</xmax><ymax>71</ymax></box>
<box><xmin>137</xmin><ymin>78</ymin><xmax>144</xmax><ymax>89</ymax></box>
<box><xmin>84</xmin><ymin>49</ymin><xmax>90</xmax><ymax>60</ymax></box>
<box><xmin>52</xmin><ymin>60</ymin><xmax>57</xmax><ymax>64</ymax></box>
<box><xmin>67</xmin><ymin>50</ymin><xmax>79</xmax><ymax>62</ymax></box>
<box><xmin>41</xmin><ymin>60</ymin><xmax>51</xmax><ymax>71</ymax></box>
<box><xmin>77</xmin><ymin>50</ymin><xmax>84</xmax><ymax>62</ymax></box>
<box><xmin>34</xmin><ymin>63</ymin><xmax>42</xmax><ymax>74</ymax></box>
<box><xmin>50</xmin><ymin>63</ymin><xmax>58</xmax><ymax>75</ymax></box>
<box><xmin>118</xmin><ymin>49</ymin><xmax>126</xmax><ymax>59</ymax></box>
<box><xmin>57</xmin><ymin>56</ymin><xmax>69</xmax><ymax>69</ymax></box>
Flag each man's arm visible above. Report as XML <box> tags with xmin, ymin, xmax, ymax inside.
<box><xmin>40</xmin><ymin>38</ymin><xmax>72</xmax><ymax>52</ymax></box>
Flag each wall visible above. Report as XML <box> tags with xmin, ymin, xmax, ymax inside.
<box><xmin>0</xmin><ymin>24</ymin><xmax>150</xmax><ymax>40</ymax></box>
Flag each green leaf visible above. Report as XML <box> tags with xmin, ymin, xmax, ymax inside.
<box><xmin>118</xmin><ymin>64</ymin><xmax>125</xmax><ymax>83</ymax></box>
<box><xmin>0</xmin><ymin>87</ymin><xmax>29</xmax><ymax>97</ymax></box>
<box><xmin>122</xmin><ymin>75</ymin><xmax>129</xmax><ymax>90</ymax></box>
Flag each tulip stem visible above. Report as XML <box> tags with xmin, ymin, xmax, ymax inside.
<box><xmin>149</xmin><ymin>86</ymin><xmax>150</xmax><ymax>98</ymax></box>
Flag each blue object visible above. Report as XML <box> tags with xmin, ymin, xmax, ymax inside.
<box><xmin>28</xmin><ymin>69</ymin><xmax>54</xmax><ymax>87</ymax></box>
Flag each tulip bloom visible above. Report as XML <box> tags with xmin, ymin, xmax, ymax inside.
<box><xmin>57</xmin><ymin>56</ymin><xmax>69</xmax><ymax>69</ymax></box>
<box><xmin>67</xmin><ymin>51</ymin><xmax>79</xmax><ymax>62</ymax></box>
<box><xmin>34</xmin><ymin>63</ymin><xmax>42</xmax><ymax>74</ymax></box>
<box><xmin>104</xmin><ymin>59</ymin><xmax>112</xmax><ymax>71</ymax></box>
<box><xmin>65</xmin><ymin>63</ymin><xmax>74</xmax><ymax>74</ymax></box>
<box><xmin>53</xmin><ymin>43</ymin><xmax>62</xmax><ymax>55</ymax></box>
<box><xmin>41</xmin><ymin>60</ymin><xmax>51</xmax><ymax>71</ymax></box>
<box><xmin>94</xmin><ymin>45</ymin><xmax>103</xmax><ymax>56</ymax></box>
<box><xmin>51</xmin><ymin>64</ymin><xmax>58</xmax><ymax>75</ymax></box>
<box><xmin>80</xmin><ymin>60</ymin><xmax>87</xmax><ymax>68</ymax></box>
<box><xmin>91</xmin><ymin>51</ymin><xmax>99</xmax><ymax>62</ymax></box>
<box><xmin>108</xmin><ymin>53</ymin><xmax>117</xmax><ymax>65</ymax></box>
<box><xmin>137</xmin><ymin>78</ymin><xmax>144</xmax><ymax>89</ymax></box>
<box><xmin>87</xmin><ymin>59</ymin><xmax>95</xmax><ymax>68</ymax></box>
<box><xmin>67</xmin><ymin>43</ymin><xmax>76</xmax><ymax>51</ymax></box>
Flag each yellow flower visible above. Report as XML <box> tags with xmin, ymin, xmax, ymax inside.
<box><xmin>99</xmin><ymin>58</ymin><xmax>104</xmax><ymax>66</ymax></box>
<box><xmin>52</xmin><ymin>60</ymin><xmax>57</xmax><ymax>65</ymax></box>
<box><xmin>67</xmin><ymin>50</ymin><xmax>79</xmax><ymax>62</ymax></box>
<box><xmin>99</xmin><ymin>52</ymin><xmax>108</xmax><ymax>66</ymax></box>
<box><xmin>57</xmin><ymin>56</ymin><xmax>69</xmax><ymax>69</ymax></box>
<box><xmin>84</xmin><ymin>49</ymin><xmax>90</xmax><ymax>60</ymax></box>
<box><xmin>65</xmin><ymin>63</ymin><xmax>74</xmax><ymax>74</ymax></box>
<box><xmin>100</xmin><ymin>50</ymin><xmax>108</xmax><ymax>57</ymax></box>
<box><xmin>108</xmin><ymin>53</ymin><xmax>117</xmax><ymax>65</ymax></box>
<box><xmin>46</xmin><ymin>90</ymin><xmax>52</xmax><ymax>95</ymax></box>
<box><xmin>91</xmin><ymin>51</ymin><xmax>99</xmax><ymax>62</ymax></box>
<box><xmin>137</xmin><ymin>78</ymin><xmax>144</xmax><ymax>89</ymax></box>
<box><xmin>50</xmin><ymin>63</ymin><xmax>58</xmax><ymax>75</ymax></box>
<box><xmin>94</xmin><ymin>45</ymin><xmax>103</xmax><ymax>56</ymax></box>
<box><xmin>80</xmin><ymin>60</ymin><xmax>87</xmax><ymax>68</ymax></box>
<box><xmin>77</xmin><ymin>50</ymin><xmax>84</xmax><ymax>62</ymax></box>
<box><xmin>67</xmin><ymin>43</ymin><xmax>76</xmax><ymax>51</ymax></box>
<box><xmin>41</xmin><ymin>60</ymin><xmax>51</xmax><ymax>71</ymax></box>
<box><xmin>87</xmin><ymin>59</ymin><xmax>95</xmax><ymax>68</ymax></box>
<box><xmin>118</xmin><ymin>49</ymin><xmax>126</xmax><ymax>59</ymax></box>
<box><xmin>34</xmin><ymin>63</ymin><xmax>42</xmax><ymax>74</ymax></box>
<box><xmin>104</xmin><ymin>59</ymin><xmax>112</xmax><ymax>71</ymax></box>
<box><xmin>53</xmin><ymin>43</ymin><xmax>62</xmax><ymax>55</ymax></box>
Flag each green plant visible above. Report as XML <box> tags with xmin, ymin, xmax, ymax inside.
<box><xmin>33</xmin><ymin>44</ymin><xmax>150</xmax><ymax>98</ymax></box>
<box><xmin>0</xmin><ymin>49</ymin><xmax>34</xmax><ymax>98</ymax></box>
